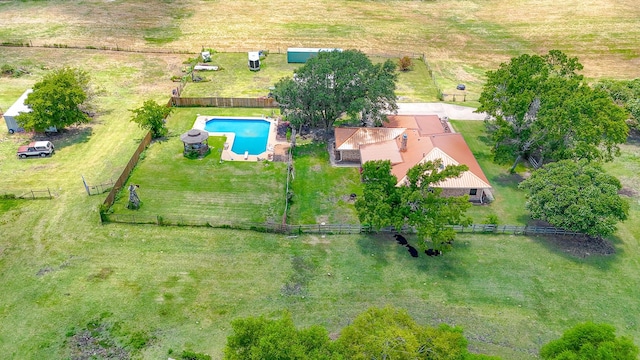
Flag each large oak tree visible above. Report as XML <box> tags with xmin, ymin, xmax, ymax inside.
<box><xmin>355</xmin><ymin>159</ymin><xmax>472</xmax><ymax>252</ymax></box>
<box><xmin>272</xmin><ymin>49</ymin><xmax>398</xmax><ymax>138</ymax></box>
<box><xmin>595</xmin><ymin>78</ymin><xmax>640</xmax><ymax>132</ymax></box>
<box><xmin>17</xmin><ymin>67</ymin><xmax>94</xmax><ymax>132</ymax></box>
<box><xmin>519</xmin><ymin>159</ymin><xmax>629</xmax><ymax>237</ymax></box>
<box><xmin>478</xmin><ymin>50</ymin><xmax>628</xmax><ymax>172</ymax></box>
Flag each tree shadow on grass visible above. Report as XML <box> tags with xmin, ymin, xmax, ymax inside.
<box><xmin>477</xmin><ymin>133</ymin><xmax>493</xmax><ymax>147</ymax></box>
<box><xmin>34</xmin><ymin>125</ymin><xmax>93</xmax><ymax>150</ymax></box>
<box><xmin>292</xmin><ymin>141</ymin><xmax>327</xmax><ymax>158</ymax></box>
<box><xmin>414</xmin><ymin>240</ymin><xmax>471</xmax><ymax>281</ymax></box>
<box><xmin>356</xmin><ymin>234</ymin><xmax>392</xmax><ymax>268</ymax></box>
<box><xmin>492</xmin><ymin>172</ymin><xmax>524</xmax><ymax>187</ymax></box>
<box><xmin>530</xmin><ymin>234</ymin><xmax>619</xmax><ymax>270</ymax></box>
<box><xmin>356</xmin><ymin>233</ymin><xmax>471</xmax><ymax>280</ymax></box>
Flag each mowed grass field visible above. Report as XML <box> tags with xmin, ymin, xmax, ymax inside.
<box><xmin>1</xmin><ymin>1</ymin><xmax>640</xmax><ymax>359</ymax></box>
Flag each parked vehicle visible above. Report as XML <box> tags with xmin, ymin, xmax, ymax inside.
<box><xmin>16</xmin><ymin>141</ymin><xmax>55</xmax><ymax>158</ymax></box>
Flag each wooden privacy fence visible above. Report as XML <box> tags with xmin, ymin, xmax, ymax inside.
<box><xmin>103</xmin><ymin>132</ymin><xmax>152</xmax><ymax>209</ymax></box>
<box><xmin>0</xmin><ymin>188</ymin><xmax>54</xmax><ymax>200</ymax></box>
<box><xmin>171</xmin><ymin>97</ymin><xmax>278</xmax><ymax>108</ymax></box>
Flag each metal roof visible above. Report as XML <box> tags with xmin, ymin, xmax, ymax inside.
<box><xmin>4</xmin><ymin>89</ymin><xmax>33</xmax><ymax>117</ymax></box>
<box><xmin>396</xmin><ymin>147</ymin><xmax>491</xmax><ymax>189</ymax></box>
<box><xmin>335</xmin><ymin>127</ymin><xmax>406</xmax><ymax>150</ymax></box>
<box><xmin>429</xmin><ymin>133</ymin><xmax>491</xmax><ymax>186</ymax></box>
<box><xmin>334</xmin><ymin>115</ymin><xmax>492</xmax><ymax>190</ymax></box>
<box><xmin>360</xmin><ymin>140</ymin><xmax>404</xmax><ymax>164</ymax></box>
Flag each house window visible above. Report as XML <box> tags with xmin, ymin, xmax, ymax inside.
<box><xmin>469</xmin><ymin>189</ymin><xmax>478</xmax><ymax>196</ymax></box>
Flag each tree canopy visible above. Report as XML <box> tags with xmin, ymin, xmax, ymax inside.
<box><xmin>478</xmin><ymin>50</ymin><xmax>628</xmax><ymax>172</ymax></box>
<box><xmin>594</xmin><ymin>78</ymin><xmax>640</xmax><ymax>132</ymax></box>
<box><xmin>336</xmin><ymin>306</ymin><xmax>498</xmax><ymax>360</ymax></box>
<box><xmin>519</xmin><ymin>159</ymin><xmax>629</xmax><ymax>237</ymax></box>
<box><xmin>540</xmin><ymin>322</ymin><xmax>638</xmax><ymax>360</ymax></box>
<box><xmin>224</xmin><ymin>312</ymin><xmax>334</xmax><ymax>360</ymax></box>
<box><xmin>272</xmin><ymin>49</ymin><xmax>398</xmax><ymax>137</ymax></box>
<box><xmin>17</xmin><ymin>67</ymin><xmax>93</xmax><ymax>131</ymax></box>
<box><xmin>355</xmin><ymin>159</ymin><xmax>472</xmax><ymax>251</ymax></box>
<box><xmin>224</xmin><ymin>307</ymin><xmax>498</xmax><ymax>360</ymax></box>
<box><xmin>129</xmin><ymin>100</ymin><xmax>173</xmax><ymax>138</ymax></box>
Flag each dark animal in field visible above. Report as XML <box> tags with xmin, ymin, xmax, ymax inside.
<box><xmin>394</xmin><ymin>234</ymin><xmax>408</xmax><ymax>245</ymax></box>
<box><xmin>407</xmin><ymin>245</ymin><xmax>419</xmax><ymax>257</ymax></box>
<box><xmin>425</xmin><ymin>249</ymin><xmax>442</xmax><ymax>257</ymax></box>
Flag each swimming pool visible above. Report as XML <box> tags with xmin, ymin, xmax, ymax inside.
<box><xmin>203</xmin><ymin>117</ymin><xmax>271</xmax><ymax>156</ymax></box>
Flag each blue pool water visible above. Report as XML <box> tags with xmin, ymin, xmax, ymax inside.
<box><xmin>204</xmin><ymin>118</ymin><xmax>270</xmax><ymax>155</ymax></box>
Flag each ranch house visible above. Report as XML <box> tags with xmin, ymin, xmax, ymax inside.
<box><xmin>334</xmin><ymin>115</ymin><xmax>492</xmax><ymax>203</ymax></box>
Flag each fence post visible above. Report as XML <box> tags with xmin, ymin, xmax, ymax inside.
<box><xmin>82</xmin><ymin>175</ymin><xmax>91</xmax><ymax>196</ymax></box>
<box><xmin>47</xmin><ymin>188</ymin><xmax>52</xmax><ymax>199</ymax></box>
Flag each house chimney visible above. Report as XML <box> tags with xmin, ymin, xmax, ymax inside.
<box><xmin>400</xmin><ymin>133</ymin><xmax>408</xmax><ymax>152</ymax></box>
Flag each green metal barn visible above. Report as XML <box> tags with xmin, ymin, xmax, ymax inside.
<box><xmin>287</xmin><ymin>48</ymin><xmax>342</xmax><ymax>63</ymax></box>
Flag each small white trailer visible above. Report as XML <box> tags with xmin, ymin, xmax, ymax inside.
<box><xmin>2</xmin><ymin>89</ymin><xmax>56</xmax><ymax>133</ymax></box>
<box><xmin>3</xmin><ymin>89</ymin><xmax>32</xmax><ymax>133</ymax></box>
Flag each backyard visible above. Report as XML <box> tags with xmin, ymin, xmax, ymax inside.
<box><xmin>109</xmin><ymin>108</ymin><xmax>288</xmax><ymax>224</ymax></box>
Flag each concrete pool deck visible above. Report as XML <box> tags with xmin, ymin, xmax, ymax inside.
<box><xmin>193</xmin><ymin>116</ymin><xmax>289</xmax><ymax>161</ymax></box>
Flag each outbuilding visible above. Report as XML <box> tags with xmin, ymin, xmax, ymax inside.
<box><xmin>248</xmin><ymin>51</ymin><xmax>260</xmax><ymax>71</ymax></box>
<box><xmin>180</xmin><ymin>129</ymin><xmax>210</xmax><ymax>157</ymax></box>
<box><xmin>3</xmin><ymin>89</ymin><xmax>32</xmax><ymax>133</ymax></box>
<box><xmin>287</xmin><ymin>48</ymin><xmax>342</xmax><ymax>63</ymax></box>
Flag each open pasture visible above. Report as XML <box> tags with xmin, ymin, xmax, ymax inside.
<box><xmin>1</xmin><ymin>0</ymin><xmax>638</xmax><ymax>100</ymax></box>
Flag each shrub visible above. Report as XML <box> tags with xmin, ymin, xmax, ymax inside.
<box><xmin>483</xmin><ymin>214</ymin><xmax>499</xmax><ymax>225</ymax></box>
<box><xmin>180</xmin><ymin>350</ymin><xmax>212</xmax><ymax>360</ymax></box>
<box><xmin>1</xmin><ymin>64</ymin><xmax>16</xmax><ymax>76</ymax></box>
<box><xmin>398</xmin><ymin>56</ymin><xmax>414</xmax><ymax>71</ymax></box>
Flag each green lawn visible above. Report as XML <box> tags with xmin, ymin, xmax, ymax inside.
<box><xmin>450</xmin><ymin>120</ymin><xmax>530</xmax><ymax>225</ymax></box>
<box><xmin>394</xmin><ymin>57</ymin><xmax>440</xmax><ymax>102</ymax></box>
<box><xmin>287</xmin><ymin>142</ymin><xmax>362</xmax><ymax>224</ymax></box>
<box><xmin>111</xmin><ymin>108</ymin><xmax>287</xmax><ymax>224</ymax></box>
<box><xmin>179</xmin><ymin>53</ymin><xmax>300</xmax><ymax>98</ymax></box>
<box><xmin>179</xmin><ymin>53</ymin><xmax>439</xmax><ymax>102</ymax></box>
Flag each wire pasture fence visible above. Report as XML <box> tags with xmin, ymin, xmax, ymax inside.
<box><xmin>0</xmin><ymin>188</ymin><xmax>54</xmax><ymax>200</ymax></box>
<box><xmin>99</xmin><ymin>213</ymin><xmax>587</xmax><ymax>238</ymax></box>
<box><xmin>82</xmin><ymin>176</ymin><xmax>115</xmax><ymax>196</ymax></box>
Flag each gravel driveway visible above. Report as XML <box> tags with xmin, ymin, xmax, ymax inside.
<box><xmin>396</xmin><ymin>103</ymin><xmax>488</xmax><ymax>120</ymax></box>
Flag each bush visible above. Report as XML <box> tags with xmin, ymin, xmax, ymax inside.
<box><xmin>1</xmin><ymin>64</ymin><xmax>15</xmax><ymax>76</ymax></box>
<box><xmin>180</xmin><ymin>350</ymin><xmax>212</xmax><ymax>360</ymax></box>
<box><xmin>482</xmin><ymin>214</ymin><xmax>499</xmax><ymax>225</ymax></box>
<box><xmin>398</xmin><ymin>56</ymin><xmax>414</xmax><ymax>71</ymax></box>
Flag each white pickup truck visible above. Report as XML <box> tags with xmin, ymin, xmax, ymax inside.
<box><xmin>16</xmin><ymin>141</ymin><xmax>55</xmax><ymax>158</ymax></box>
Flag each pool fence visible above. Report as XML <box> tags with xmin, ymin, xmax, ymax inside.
<box><xmin>171</xmin><ymin>96</ymin><xmax>278</xmax><ymax>108</ymax></box>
